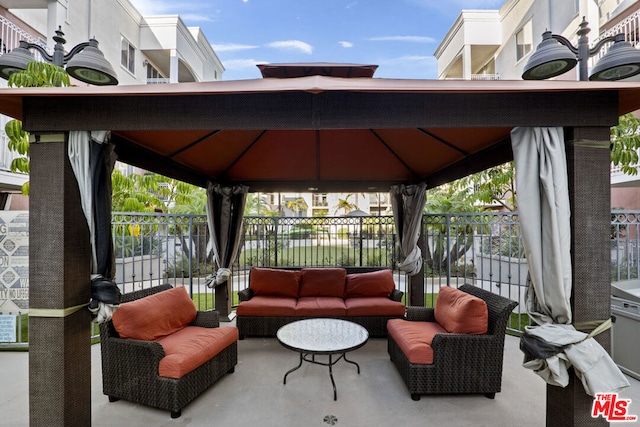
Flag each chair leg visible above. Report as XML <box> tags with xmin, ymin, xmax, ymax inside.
<box><xmin>171</xmin><ymin>410</ymin><xmax>182</xmax><ymax>419</ymax></box>
<box><xmin>411</xmin><ymin>394</ymin><xmax>421</xmax><ymax>401</ymax></box>
<box><xmin>485</xmin><ymin>392</ymin><xmax>496</xmax><ymax>399</ymax></box>
<box><xmin>228</xmin><ymin>366</ymin><xmax>235</xmax><ymax>374</ymax></box>
<box><xmin>108</xmin><ymin>396</ymin><xmax>120</xmax><ymax>403</ymax></box>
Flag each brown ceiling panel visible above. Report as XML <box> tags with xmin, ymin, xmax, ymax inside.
<box><xmin>226</xmin><ymin>130</ymin><xmax>318</xmax><ymax>181</ymax></box>
<box><xmin>172</xmin><ymin>129</ymin><xmax>265</xmax><ymax>176</ymax></box>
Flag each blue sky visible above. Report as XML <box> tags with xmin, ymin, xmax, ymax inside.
<box><xmin>129</xmin><ymin>0</ymin><xmax>504</xmax><ymax>80</ymax></box>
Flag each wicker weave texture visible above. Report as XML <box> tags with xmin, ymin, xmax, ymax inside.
<box><xmin>237</xmin><ymin>315</ymin><xmax>401</xmax><ymax>338</ymax></box>
<box><xmin>388</xmin><ymin>284</ymin><xmax>517</xmax><ymax>399</ymax></box>
<box><xmin>99</xmin><ymin>284</ymin><xmax>238</xmax><ymax>417</ymax></box>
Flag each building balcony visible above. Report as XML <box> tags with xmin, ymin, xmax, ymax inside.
<box><xmin>434</xmin><ymin>10</ymin><xmax>501</xmax><ymax>80</ymax></box>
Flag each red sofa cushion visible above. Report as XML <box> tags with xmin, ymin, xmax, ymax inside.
<box><xmin>112</xmin><ymin>286</ymin><xmax>196</xmax><ymax>341</ymax></box>
<box><xmin>345</xmin><ymin>297</ymin><xmax>406</xmax><ymax>316</ymax></box>
<box><xmin>387</xmin><ymin>318</ymin><xmax>447</xmax><ymax>364</ymax></box>
<box><xmin>295</xmin><ymin>297</ymin><xmax>347</xmax><ymax>316</ymax></box>
<box><xmin>157</xmin><ymin>326</ymin><xmax>238</xmax><ymax>378</ymax></box>
<box><xmin>235</xmin><ymin>296</ymin><xmax>297</xmax><ymax>316</ymax></box>
<box><xmin>249</xmin><ymin>267</ymin><xmax>301</xmax><ymax>297</ymax></box>
<box><xmin>298</xmin><ymin>268</ymin><xmax>346</xmax><ymax>297</ymax></box>
<box><xmin>345</xmin><ymin>269</ymin><xmax>395</xmax><ymax>297</ymax></box>
<box><xmin>434</xmin><ymin>286</ymin><xmax>488</xmax><ymax>334</ymax></box>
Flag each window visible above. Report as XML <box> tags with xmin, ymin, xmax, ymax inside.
<box><xmin>146</xmin><ymin>62</ymin><xmax>167</xmax><ymax>84</ymax></box>
<box><xmin>312</xmin><ymin>193</ymin><xmax>328</xmax><ymax>206</ymax></box>
<box><xmin>121</xmin><ymin>37</ymin><xmax>135</xmax><ymax>74</ymax></box>
<box><xmin>516</xmin><ymin>20</ymin><xmax>533</xmax><ymax>61</ymax></box>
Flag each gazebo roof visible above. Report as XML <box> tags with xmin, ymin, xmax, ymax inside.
<box><xmin>1</xmin><ymin>76</ymin><xmax>639</xmax><ymax>191</ymax></box>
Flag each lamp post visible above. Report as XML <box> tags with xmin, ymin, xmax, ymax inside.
<box><xmin>0</xmin><ymin>26</ymin><xmax>118</xmax><ymax>85</ymax></box>
<box><xmin>522</xmin><ymin>17</ymin><xmax>640</xmax><ymax>81</ymax></box>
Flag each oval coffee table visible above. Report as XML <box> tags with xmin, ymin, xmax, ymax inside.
<box><xmin>276</xmin><ymin>318</ymin><xmax>369</xmax><ymax>401</ymax></box>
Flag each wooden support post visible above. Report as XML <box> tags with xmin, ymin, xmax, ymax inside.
<box><xmin>29</xmin><ymin>133</ymin><xmax>92</xmax><ymax>426</ymax></box>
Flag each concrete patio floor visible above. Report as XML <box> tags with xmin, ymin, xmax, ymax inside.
<box><xmin>1</xmin><ymin>330</ymin><xmax>639</xmax><ymax>426</ymax></box>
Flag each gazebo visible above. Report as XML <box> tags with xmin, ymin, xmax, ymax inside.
<box><xmin>1</xmin><ymin>64</ymin><xmax>640</xmax><ymax>426</ymax></box>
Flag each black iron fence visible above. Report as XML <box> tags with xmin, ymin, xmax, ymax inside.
<box><xmin>3</xmin><ymin>210</ymin><xmax>638</xmax><ymax>346</ymax></box>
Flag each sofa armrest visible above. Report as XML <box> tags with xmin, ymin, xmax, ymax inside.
<box><xmin>431</xmin><ymin>333</ymin><xmax>498</xmax><ymax>365</ymax></box>
<box><xmin>238</xmin><ymin>288</ymin><xmax>254</xmax><ymax>302</ymax></box>
<box><xmin>390</xmin><ymin>289</ymin><xmax>404</xmax><ymax>302</ymax></box>
<box><xmin>406</xmin><ymin>306</ymin><xmax>435</xmax><ymax>322</ymax></box>
<box><xmin>103</xmin><ymin>337</ymin><xmax>166</xmax><ymax>374</ymax></box>
<box><xmin>192</xmin><ymin>310</ymin><xmax>220</xmax><ymax>328</ymax></box>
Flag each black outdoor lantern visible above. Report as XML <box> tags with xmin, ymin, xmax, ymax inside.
<box><xmin>0</xmin><ymin>26</ymin><xmax>118</xmax><ymax>86</ymax></box>
<box><xmin>522</xmin><ymin>17</ymin><xmax>640</xmax><ymax>81</ymax></box>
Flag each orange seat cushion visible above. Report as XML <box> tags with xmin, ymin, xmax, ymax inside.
<box><xmin>295</xmin><ymin>297</ymin><xmax>347</xmax><ymax>316</ymax></box>
<box><xmin>345</xmin><ymin>297</ymin><xmax>406</xmax><ymax>316</ymax></box>
<box><xmin>157</xmin><ymin>326</ymin><xmax>239</xmax><ymax>378</ymax></box>
<box><xmin>112</xmin><ymin>286</ymin><xmax>196</xmax><ymax>341</ymax></box>
<box><xmin>345</xmin><ymin>269</ymin><xmax>396</xmax><ymax>297</ymax></box>
<box><xmin>249</xmin><ymin>267</ymin><xmax>301</xmax><ymax>297</ymax></box>
<box><xmin>236</xmin><ymin>296</ymin><xmax>297</xmax><ymax>316</ymax></box>
<box><xmin>298</xmin><ymin>268</ymin><xmax>347</xmax><ymax>297</ymax></box>
<box><xmin>434</xmin><ymin>286</ymin><xmax>488</xmax><ymax>334</ymax></box>
<box><xmin>387</xmin><ymin>318</ymin><xmax>447</xmax><ymax>364</ymax></box>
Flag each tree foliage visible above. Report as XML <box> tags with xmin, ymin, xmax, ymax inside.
<box><xmin>244</xmin><ymin>193</ymin><xmax>278</xmax><ymax>216</ymax></box>
<box><xmin>5</xmin><ymin>62</ymin><xmax>70</xmax><ymax>194</ymax></box>
<box><xmin>333</xmin><ymin>193</ymin><xmax>358</xmax><ymax>215</ymax></box>
<box><xmin>611</xmin><ymin>113</ymin><xmax>640</xmax><ymax>176</ymax></box>
<box><xmin>111</xmin><ymin>170</ymin><xmax>206</xmax><ymax>214</ymax></box>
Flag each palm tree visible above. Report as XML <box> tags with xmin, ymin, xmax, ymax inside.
<box><xmin>286</xmin><ymin>197</ymin><xmax>308</xmax><ymax>216</ymax></box>
<box><xmin>245</xmin><ymin>193</ymin><xmax>278</xmax><ymax>216</ymax></box>
<box><xmin>333</xmin><ymin>193</ymin><xmax>358</xmax><ymax>216</ymax></box>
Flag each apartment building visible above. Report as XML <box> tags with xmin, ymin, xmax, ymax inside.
<box><xmin>0</xmin><ymin>0</ymin><xmax>224</xmax><ymax>209</ymax></box>
<box><xmin>435</xmin><ymin>0</ymin><xmax>640</xmax><ymax>208</ymax></box>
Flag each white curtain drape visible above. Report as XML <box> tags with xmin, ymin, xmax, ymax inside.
<box><xmin>205</xmin><ymin>182</ymin><xmax>249</xmax><ymax>287</ymax></box>
<box><xmin>512</xmin><ymin>126</ymin><xmax>628</xmax><ymax>395</ymax></box>
<box><xmin>68</xmin><ymin>130</ymin><xmax>120</xmax><ymax>324</ymax></box>
<box><xmin>390</xmin><ymin>182</ymin><xmax>427</xmax><ymax>276</ymax></box>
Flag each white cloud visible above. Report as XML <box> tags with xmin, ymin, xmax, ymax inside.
<box><xmin>338</xmin><ymin>41</ymin><xmax>353</xmax><ymax>48</ymax></box>
<box><xmin>212</xmin><ymin>43</ymin><xmax>260</xmax><ymax>52</ymax></box>
<box><xmin>128</xmin><ymin>0</ymin><xmax>218</xmax><ymax>18</ymax></box>
<box><xmin>180</xmin><ymin>13</ymin><xmax>214</xmax><ymax>22</ymax></box>
<box><xmin>369</xmin><ymin>35</ymin><xmax>436</xmax><ymax>43</ymax></box>
<box><xmin>266</xmin><ymin>40</ymin><xmax>313</xmax><ymax>54</ymax></box>
<box><xmin>128</xmin><ymin>0</ymin><xmax>178</xmax><ymax>15</ymax></box>
<box><xmin>222</xmin><ymin>58</ymin><xmax>262</xmax><ymax>70</ymax></box>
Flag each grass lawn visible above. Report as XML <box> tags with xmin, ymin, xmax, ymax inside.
<box><xmin>240</xmin><ymin>246</ymin><xmax>393</xmax><ymax>267</ymax></box>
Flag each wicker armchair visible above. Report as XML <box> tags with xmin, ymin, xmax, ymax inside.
<box><xmin>387</xmin><ymin>284</ymin><xmax>518</xmax><ymax>401</ymax></box>
<box><xmin>99</xmin><ymin>284</ymin><xmax>238</xmax><ymax>418</ymax></box>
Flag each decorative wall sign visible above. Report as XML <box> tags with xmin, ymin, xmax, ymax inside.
<box><xmin>0</xmin><ymin>211</ymin><xmax>29</xmax><ymax>314</ymax></box>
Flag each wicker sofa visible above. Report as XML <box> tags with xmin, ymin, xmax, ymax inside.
<box><xmin>99</xmin><ymin>284</ymin><xmax>239</xmax><ymax>418</ymax></box>
<box><xmin>236</xmin><ymin>266</ymin><xmax>405</xmax><ymax>338</ymax></box>
<box><xmin>387</xmin><ymin>284</ymin><xmax>517</xmax><ymax>401</ymax></box>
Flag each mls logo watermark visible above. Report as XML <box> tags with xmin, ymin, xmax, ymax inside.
<box><xmin>592</xmin><ymin>393</ymin><xmax>637</xmax><ymax>422</ymax></box>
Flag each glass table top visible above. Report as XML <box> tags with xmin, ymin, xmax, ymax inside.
<box><xmin>276</xmin><ymin>318</ymin><xmax>369</xmax><ymax>354</ymax></box>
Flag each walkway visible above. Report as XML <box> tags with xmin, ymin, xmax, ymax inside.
<box><xmin>1</xmin><ymin>332</ymin><xmax>638</xmax><ymax>426</ymax></box>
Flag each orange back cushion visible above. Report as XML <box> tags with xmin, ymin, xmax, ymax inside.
<box><xmin>249</xmin><ymin>267</ymin><xmax>301</xmax><ymax>297</ymax></box>
<box><xmin>345</xmin><ymin>269</ymin><xmax>395</xmax><ymax>297</ymax></box>
<box><xmin>298</xmin><ymin>268</ymin><xmax>347</xmax><ymax>297</ymax></box>
<box><xmin>112</xmin><ymin>286</ymin><xmax>197</xmax><ymax>341</ymax></box>
<box><xmin>434</xmin><ymin>286</ymin><xmax>488</xmax><ymax>334</ymax></box>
